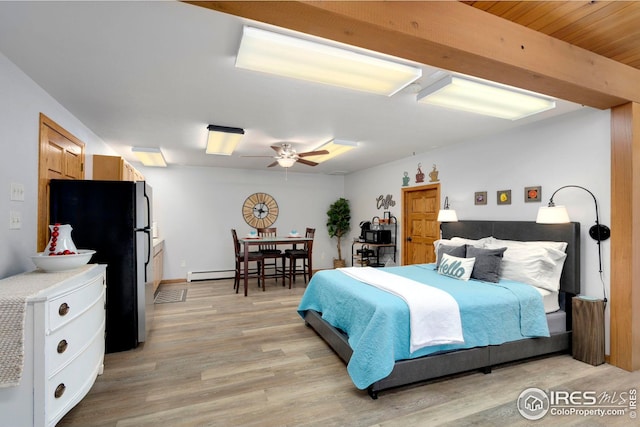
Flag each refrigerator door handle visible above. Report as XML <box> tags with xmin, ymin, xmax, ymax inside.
<box><xmin>144</xmin><ymin>229</ymin><xmax>151</xmax><ymax>280</ymax></box>
<box><xmin>144</xmin><ymin>186</ymin><xmax>151</xmax><ymax>230</ymax></box>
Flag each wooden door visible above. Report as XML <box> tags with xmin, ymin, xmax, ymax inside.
<box><xmin>402</xmin><ymin>184</ymin><xmax>440</xmax><ymax>265</ymax></box>
<box><xmin>37</xmin><ymin>113</ymin><xmax>85</xmax><ymax>251</ymax></box>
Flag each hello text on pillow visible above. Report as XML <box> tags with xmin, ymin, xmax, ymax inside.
<box><xmin>437</xmin><ymin>253</ymin><xmax>475</xmax><ymax>281</ymax></box>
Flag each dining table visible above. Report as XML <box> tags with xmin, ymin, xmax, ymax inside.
<box><xmin>238</xmin><ymin>235</ymin><xmax>314</xmax><ymax>296</ymax></box>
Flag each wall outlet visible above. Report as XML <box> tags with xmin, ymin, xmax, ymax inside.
<box><xmin>180</xmin><ymin>260</ymin><xmax>186</xmax><ymax>267</ymax></box>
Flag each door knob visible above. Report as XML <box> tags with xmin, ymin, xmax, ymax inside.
<box><xmin>406</xmin><ymin>237</ymin><xmax>412</xmax><ymax>241</ymax></box>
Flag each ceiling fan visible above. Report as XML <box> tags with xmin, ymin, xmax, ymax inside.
<box><xmin>245</xmin><ymin>143</ymin><xmax>329</xmax><ymax>168</ymax></box>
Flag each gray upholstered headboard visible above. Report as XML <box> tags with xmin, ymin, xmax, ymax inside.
<box><xmin>441</xmin><ymin>220</ymin><xmax>580</xmax><ymax>295</ymax></box>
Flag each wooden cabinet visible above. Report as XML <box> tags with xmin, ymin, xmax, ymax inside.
<box><xmin>152</xmin><ymin>239</ymin><xmax>164</xmax><ymax>293</ymax></box>
<box><xmin>0</xmin><ymin>264</ymin><xmax>106</xmax><ymax>427</ymax></box>
<box><xmin>93</xmin><ymin>154</ymin><xmax>144</xmax><ymax>181</ymax></box>
<box><xmin>572</xmin><ymin>296</ymin><xmax>605</xmax><ymax>366</ymax></box>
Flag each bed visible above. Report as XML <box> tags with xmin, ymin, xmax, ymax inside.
<box><xmin>298</xmin><ymin>220</ymin><xmax>580</xmax><ymax>399</ymax></box>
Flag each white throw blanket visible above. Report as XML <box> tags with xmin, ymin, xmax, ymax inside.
<box><xmin>339</xmin><ymin>267</ymin><xmax>464</xmax><ymax>353</ymax></box>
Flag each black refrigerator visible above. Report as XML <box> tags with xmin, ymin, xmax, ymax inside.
<box><xmin>49</xmin><ymin>179</ymin><xmax>154</xmax><ymax>353</ymax></box>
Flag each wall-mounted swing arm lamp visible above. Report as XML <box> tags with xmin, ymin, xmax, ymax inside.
<box><xmin>536</xmin><ymin>185</ymin><xmax>610</xmax><ymax>273</ymax></box>
<box><xmin>437</xmin><ymin>196</ymin><xmax>458</xmax><ymax>223</ymax></box>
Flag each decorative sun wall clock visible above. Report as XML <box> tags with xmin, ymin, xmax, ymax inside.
<box><xmin>242</xmin><ymin>192</ymin><xmax>279</xmax><ymax>228</ymax></box>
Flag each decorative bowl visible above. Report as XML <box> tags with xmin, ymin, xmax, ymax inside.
<box><xmin>31</xmin><ymin>250</ymin><xmax>96</xmax><ymax>272</ymax></box>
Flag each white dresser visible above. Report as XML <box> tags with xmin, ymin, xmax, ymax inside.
<box><xmin>0</xmin><ymin>264</ymin><xmax>106</xmax><ymax>427</ymax></box>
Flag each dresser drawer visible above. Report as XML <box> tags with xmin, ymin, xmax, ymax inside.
<box><xmin>48</xmin><ymin>274</ymin><xmax>104</xmax><ymax>332</ymax></box>
<box><xmin>46</xmin><ymin>286</ymin><xmax>105</xmax><ymax>375</ymax></box>
<box><xmin>45</xmin><ymin>329</ymin><xmax>105</xmax><ymax>426</ymax></box>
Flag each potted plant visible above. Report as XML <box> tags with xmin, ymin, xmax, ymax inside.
<box><xmin>326</xmin><ymin>197</ymin><xmax>351</xmax><ymax>268</ymax></box>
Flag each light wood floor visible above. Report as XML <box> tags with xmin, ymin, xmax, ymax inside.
<box><xmin>59</xmin><ymin>278</ymin><xmax>639</xmax><ymax>427</ymax></box>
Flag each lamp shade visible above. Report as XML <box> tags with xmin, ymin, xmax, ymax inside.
<box><xmin>536</xmin><ymin>205</ymin><xmax>571</xmax><ymax>224</ymax></box>
<box><xmin>437</xmin><ymin>209</ymin><xmax>458</xmax><ymax>222</ymax></box>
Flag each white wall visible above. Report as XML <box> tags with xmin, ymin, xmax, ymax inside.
<box><xmin>345</xmin><ymin>107</ymin><xmax>612</xmax><ymax>350</ymax></box>
<box><xmin>140</xmin><ymin>165</ymin><xmax>344</xmax><ymax>280</ymax></box>
<box><xmin>0</xmin><ymin>48</ymin><xmax>614</xmax><ymax>351</ymax></box>
<box><xmin>0</xmin><ymin>52</ymin><xmax>115</xmax><ymax>279</ymax></box>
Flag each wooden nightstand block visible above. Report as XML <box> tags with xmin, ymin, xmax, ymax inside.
<box><xmin>572</xmin><ymin>296</ymin><xmax>605</xmax><ymax>366</ymax></box>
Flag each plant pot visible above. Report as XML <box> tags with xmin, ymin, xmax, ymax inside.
<box><xmin>333</xmin><ymin>259</ymin><xmax>346</xmax><ymax>269</ymax></box>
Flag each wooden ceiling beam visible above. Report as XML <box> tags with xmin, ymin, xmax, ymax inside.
<box><xmin>187</xmin><ymin>1</ymin><xmax>640</xmax><ymax>109</ymax></box>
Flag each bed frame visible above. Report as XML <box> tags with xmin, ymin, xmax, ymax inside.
<box><xmin>303</xmin><ymin>220</ymin><xmax>581</xmax><ymax>399</ymax></box>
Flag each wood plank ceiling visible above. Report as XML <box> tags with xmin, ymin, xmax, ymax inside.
<box><xmin>463</xmin><ymin>1</ymin><xmax>640</xmax><ymax>71</ymax></box>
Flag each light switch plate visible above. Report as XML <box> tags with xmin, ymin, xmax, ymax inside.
<box><xmin>10</xmin><ymin>183</ymin><xmax>25</xmax><ymax>201</ymax></box>
<box><xmin>9</xmin><ymin>211</ymin><xmax>21</xmax><ymax>229</ymax></box>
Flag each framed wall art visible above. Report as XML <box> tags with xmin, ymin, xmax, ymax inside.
<box><xmin>497</xmin><ymin>190</ymin><xmax>511</xmax><ymax>205</ymax></box>
<box><xmin>474</xmin><ymin>191</ymin><xmax>487</xmax><ymax>205</ymax></box>
<box><xmin>525</xmin><ymin>186</ymin><xmax>542</xmax><ymax>203</ymax></box>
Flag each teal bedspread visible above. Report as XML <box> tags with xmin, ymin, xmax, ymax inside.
<box><xmin>297</xmin><ymin>264</ymin><xmax>549</xmax><ymax>389</ymax></box>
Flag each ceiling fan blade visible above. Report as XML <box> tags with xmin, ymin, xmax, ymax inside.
<box><xmin>296</xmin><ymin>158</ymin><xmax>319</xmax><ymax>167</ymax></box>
<box><xmin>298</xmin><ymin>150</ymin><xmax>329</xmax><ymax>158</ymax></box>
<box><xmin>271</xmin><ymin>145</ymin><xmax>284</xmax><ymax>154</ymax></box>
<box><xmin>267</xmin><ymin>161</ymin><xmax>279</xmax><ymax>167</ymax></box>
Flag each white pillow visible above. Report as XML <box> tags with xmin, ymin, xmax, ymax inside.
<box><xmin>488</xmin><ymin>237</ymin><xmax>568</xmax><ymax>253</ymax></box>
<box><xmin>437</xmin><ymin>253</ymin><xmax>475</xmax><ymax>281</ymax></box>
<box><xmin>450</xmin><ymin>236</ymin><xmax>493</xmax><ymax>248</ymax></box>
<box><xmin>486</xmin><ymin>243</ymin><xmax>567</xmax><ymax>292</ymax></box>
<box><xmin>433</xmin><ymin>236</ymin><xmax>491</xmax><ymax>255</ymax></box>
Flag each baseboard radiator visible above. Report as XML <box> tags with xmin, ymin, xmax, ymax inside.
<box><xmin>186</xmin><ymin>269</ymin><xmax>235</xmax><ymax>282</ymax></box>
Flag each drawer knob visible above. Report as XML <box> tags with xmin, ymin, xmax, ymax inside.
<box><xmin>54</xmin><ymin>383</ymin><xmax>66</xmax><ymax>399</ymax></box>
<box><xmin>57</xmin><ymin>339</ymin><xmax>68</xmax><ymax>354</ymax></box>
<box><xmin>58</xmin><ymin>302</ymin><xmax>70</xmax><ymax>316</ymax></box>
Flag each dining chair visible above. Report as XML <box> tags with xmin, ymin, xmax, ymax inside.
<box><xmin>285</xmin><ymin>227</ymin><xmax>315</xmax><ymax>288</ymax></box>
<box><xmin>231</xmin><ymin>229</ymin><xmax>264</xmax><ymax>293</ymax></box>
<box><xmin>256</xmin><ymin>227</ymin><xmax>286</xmax><ymax>287</ymax></box>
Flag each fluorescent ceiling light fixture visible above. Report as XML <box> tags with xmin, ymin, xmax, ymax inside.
<box><xmin>206</xmin><ymin>125</ymin><xmax>245</xmax><ymax>156</ymax></box>
<box><xmin>417</xmin><ymin>75</ymin><xmax>556</xmax><ymax>120</ymax></box>
<box><xmin>276</xmin><ymin>157</ymin><xmax>296</xmax><ymax>168</ymax></box>
<box><xmin>309</xmin><ymin>139</ymin><xmax>357</xmax><ymax>164</ymax></box>
<box><xmin>236</xmin><ymin>26</ymin><xmax>422</xmax><ymax>96</ymax></box>
<box><xmin>131</xmin><ymin>147</ymin><xmax>167</xmax><ymax>167</ymax></box>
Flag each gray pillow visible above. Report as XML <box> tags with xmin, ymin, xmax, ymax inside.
<box><xmin>466</xmin><ymin>246</ymin><xmax>507</xmax><ymax>283</ymax></box>
<box><xmin>436</xmin><ymin>244</ymin><xmax>467</xmax><ymax>268</ymax></box>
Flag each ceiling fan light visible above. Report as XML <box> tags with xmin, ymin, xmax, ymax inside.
<box><xmin>131</xmin><ymin>146</ymin><xmax>167</xmax><ymax>167</ymax></box>
<box><xmin>309</xmin><ymin>139</ymin><xmax>357</xmax><ymax>164</ymax></box>
<box><xmin>277</xmin><ymin>157</ymin><xmax>296</xmax><ymax>168</ymax></box>
<box><xmin>417</xmin><ymin>75</ymin><xmax>556</xmax><ymax>120</ymax></box>
<box><xmin>236</xmin><ymin>26</ymin><xmax>422</xmax><ymax>96</ymax></box>
<box><xmin>206</xmin><ymin>124</ymin><xmax>245</xmax><ymax>155</ymax></box>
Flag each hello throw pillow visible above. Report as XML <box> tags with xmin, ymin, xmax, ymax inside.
<box><xmin>437</xmin><ymin>253</ymin><xmax>476</xmax><ymax>281</ymax></box>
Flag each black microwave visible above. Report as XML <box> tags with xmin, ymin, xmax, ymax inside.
<box><xmin>364</xmin><ymin>229</ymin><xmax>391</xmax><ymax>244</ymax></box>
